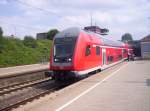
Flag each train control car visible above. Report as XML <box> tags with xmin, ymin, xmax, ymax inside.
<box><xmin>49</xmin><ymin>27</ymin><xmax>131</xmax><ymax>80</ymax></box>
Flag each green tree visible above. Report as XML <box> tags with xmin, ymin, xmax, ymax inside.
<box><xmin>121</xmin><ymin>33</ymin><xmax>133</xmax><ymax>43</ymax></box>
<box><xmin>47</xmin><ymin>29</ymin><xmax>59</xmax><ymax>40</ymax></box>
<box><xmin>0</xmin><ymin>27</ymin><xmax>3</xmax><ymax>38</ymax></box>
<box><xmin>23</xmin><ymin>36</ymin><xmax>37</xmax><ymax>48</ymax></box>
<box><xmin>0</xmin><ymin>27</ymin><xmax>4</xmax><ymax>53</ymax></box>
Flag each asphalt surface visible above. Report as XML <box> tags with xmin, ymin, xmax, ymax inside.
<box><xmin>13</xmin><ymin>60</ymin><xmax>150</xmax><ymax>111</ymax></box>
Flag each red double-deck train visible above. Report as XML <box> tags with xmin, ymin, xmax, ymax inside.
<box><xmin>48</xmin><ymin>26</ymin><xmax>133</xmax><ymax>80</ymax></box>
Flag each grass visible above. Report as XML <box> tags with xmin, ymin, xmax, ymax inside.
<box><xmin>0</xmin><ymin>37</ymin><xmax>52</xmax><ymax>68</ymax></box>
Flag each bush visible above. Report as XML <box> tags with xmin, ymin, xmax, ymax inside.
<box><xmin>0</xmin><ymin>45</ymin><xmax>3</xmax><ymax>53</ymax></box>
<box><xmin>0</xmin><ymin>27</ymin><xmax>3</xmax><ymax>38</ymax></box>
<box><xmin>0</xmin><ymin>37</ymin><xmax>52</xmax><ymax>68</ymax></box>
<box><xmin>0</xmin><ymin>37</ymin><xmax>4</xmax><ymax>53</ymax></box>
<box><xmin>23</xmin><ymin>36</ymin><xmax>37</xmax><ymax>48</ymax></box>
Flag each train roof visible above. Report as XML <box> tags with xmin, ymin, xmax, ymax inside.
<box><xmin>55</xmin><ymin>27</ymin><xmax>80</xmax><ymax>38</ymax></box>
<box><xmin>96</xmin><ymin>34</ymin><xmax>124</xmax><ymax>47</ymax></box>
<box><xmin>83</xmin><ymin>29</ymin><xmax>124</xmax><ymax>47</ymax></box>
<box><xmin>55</xmin><ymin>27</ymin><xmax>124</xmax><ymax>47</ymax></box>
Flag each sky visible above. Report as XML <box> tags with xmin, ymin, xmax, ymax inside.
<box><xmin>0</xmin><ymin>0</ymin><xmax>150</xmax><ymax>40</ymax></box>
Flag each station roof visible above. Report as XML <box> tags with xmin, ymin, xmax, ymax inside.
<box><xmin>141</xmin><ymin>34</ymin><xmax>150</xmax><ymax>42</ymax></box>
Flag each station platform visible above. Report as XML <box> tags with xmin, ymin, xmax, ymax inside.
<box><xmin>14</xmin><ymin>60</ymin><xmax>150</xmax><ymax>111</ymax></box>
<box><xmin>59</xmin><ymin>60</ymin><xmax>150</xmax><ymax>111</ymax></box>
<box><xmin>0</xmin><ymin>63</ymin><xmax>49</xmax><ymax>78</ymax></box>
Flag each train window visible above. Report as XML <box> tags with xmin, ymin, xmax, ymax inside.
<box><xmin>85</xmin><ymin>45</ymin><xmax>91</xmax><ymax>56</ymax></box>
<box><xmin>118</xmin><ymin>55</ymin><xmax>122</xmax><ymax>60</ymax></box>
<box><xmin>107</xmin><ymin>56</ymin><xmax>113</xmax><ymax>63</ymax></box>
<box><xmin>123</xmin><ymin>49</ymin><xmax>127</xmax><ymax>54</ymax></box>
<box><xmin>124</xmin><ymin>49</ymin><xmax>127</xmax><ymax>54</ymax></box>
<box><xmin>96</xmin><ymin>46</ymin><xmax>100</xmax><ymax>55</ymax></box>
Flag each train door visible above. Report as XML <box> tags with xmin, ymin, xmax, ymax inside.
<box><xmin>122</xmin><ymin>49</ymin><xmax>124</xmax><ymax>60</ymax></box>
<box><xmin>102</xmin><ymin>48</ymin><xmax>106</xmax><ymax>65</ymax></box>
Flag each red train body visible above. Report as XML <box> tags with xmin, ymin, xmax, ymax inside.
<box><xmin>49</xmin><ymin>27</ymin><xmax>132</xmax><ymax>80</ymax></box>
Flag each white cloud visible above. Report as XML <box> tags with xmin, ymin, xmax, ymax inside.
<box><xmin>0</xmin><ymin>0</ymin><xmax>150</xmax><ymax>40</ymax></box>
<box><xmin>0</xmin><ymin>0</ymin><xmax>8</xmax><ymax>5</ymax></box>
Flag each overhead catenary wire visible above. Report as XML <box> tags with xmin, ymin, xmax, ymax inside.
<box><xmin>15</xmin><ymin>0</ymin><xmax>62</xmax><ymax>17</ymax></box>
<box><xmin>0</xmin><ymin>18</ymin><xmax>45</xmax><ymax>37</ymax></box>
<box><xmin>1</xmin><ymin>0</ymin><xmax>83</xmax><ymax>37</ymax></box>
<box><xmin>14</xmin><ymin>0</ymin><xmax>82</xmax><ymax>26</ymax></box>
<box><xmin>0</xmin><ymin>18</ymin><xmax>44</xmax><ymax>31</ymax></box>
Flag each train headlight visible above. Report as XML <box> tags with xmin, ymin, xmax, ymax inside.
<box><xmin>54</xmin><ymin>58</ymin><xmax>58</xmax><ymax>62</ymax></box>
<box><xmin>68</xmin><ymin>58</ymin><xmax>72</xmax><ymax>62</ymax></box>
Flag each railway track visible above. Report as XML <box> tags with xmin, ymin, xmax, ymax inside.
<box><xmin>0</xmin><ymin>78</ymin><xmax>74</xmax><ymax>111</ymax></box>
<box><xmin>0</xmin><ymin>68</ymin><xmax>92</xmax><ymax>111</ymax></box>
<box><xmin>0</xmin><ymin>64</ymin><xmax>115</xmax><ymax>111</ymax></box>
<box><xmin>0</xmin><ymin>77</ymin><xmax>52</xmax><ymax>96</ymax></box>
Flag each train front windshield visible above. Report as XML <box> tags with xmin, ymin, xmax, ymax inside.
<box><xmin>54</xmin><ymin>37</ymin><xmax>76</xmax><ymax>58</ymax></box>
<box><xmin>54</xmin><ymin>44</ymin><xmax>73</xmax><ymax>57</ymax></box>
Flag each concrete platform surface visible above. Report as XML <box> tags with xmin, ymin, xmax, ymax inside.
<box><xmin>14</xmin><ymin>60</ymin><xmax>150</xmax><ymax>111</ymax></box>
<box><xmin>0</xmin><ymin>63</ymin><xmax>49</xmax><ymax>78</ymax></box>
